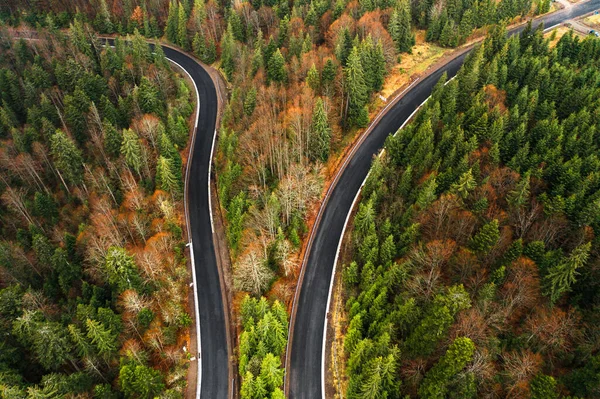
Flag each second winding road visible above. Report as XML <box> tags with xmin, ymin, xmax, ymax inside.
<box><xmin>285</xmin><ymin>1</ymin><xmax>600</xmax><ymax>397</ymax></box>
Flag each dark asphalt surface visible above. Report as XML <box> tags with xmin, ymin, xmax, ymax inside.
<box><xmin>104</xmin><ymin>39</ymin><xmax>228</xmax><ymax>399</ymax></box>
<box><xmin>160</xmin><ymin>46</ymin><xmax>229</xmax><ymax>399</ymax></box>
<box><xmin>287</xmin><ymin>2</ymin><xmax>600</xmax><ymax>398</ymax></box>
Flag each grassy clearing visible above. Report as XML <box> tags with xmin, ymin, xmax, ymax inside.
<box><xmin>584</xmin><ymin>13</ymin><xmax>600</xmax><ymax>27</ymax></box>
<box><xmin>545</xmin><ymin>26</ymin><xmax>586</xmax><ymax>47</ymax></box>
<box><xmin>381</xmin><ymin>30</ymin><xmax>449</xmax><ymax>99</ymax></box>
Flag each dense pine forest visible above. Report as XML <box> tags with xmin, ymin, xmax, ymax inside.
<box><xmin>238</xmin><ymin>296</ymin><xmax>288</xmax><ymax>398</ymax></box>
<box><xmin>341</xmin><ymin>25</ymin><xmax>600</xmax><ymax>398</ymax></box>
<box><xmin>0</xmin><ymin>23</ymin><xmax>194</xmax><ymax>397</ymax></box>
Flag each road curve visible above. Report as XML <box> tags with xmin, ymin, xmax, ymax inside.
<box><xmin>160</xmin><ymin>45</ymin><xmax>229</xmax><ymax>399</ymax></box>
<box><xmin>104</xmin><ymin>39</ymin><xmax>229</xmax><ymax>399</ymax></box>
<box><xmin>286</xmin><ymin>2</ymin><xmax>600</xmax><ymax>398</ymax></box>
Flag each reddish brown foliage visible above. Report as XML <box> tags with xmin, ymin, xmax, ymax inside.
<box><xmin>502</xmin><ymin>350</ymin><xmax>543</xmax><ymax>398</ymax></box>
<box><xmin>326</xmin><ymin>14</ymin><xmax>355</xmax><ymax>48</ymax></box>
<box><xmin>418</xmin><ymin>194</ymin><xmax>477</xmax><ymax>245</ymax></box>
<box><xmin>488</xmin><ymin>167</ymin><xmax>520</xmax><ymax>202</ymax></box>
<box><xmin>130</xmin><ymin>6</ymin><xmax>144</xmax><ymax>25</ymax></box>
<box><xmin>450</xmin><ymin>307</ymin><xmax>489</xmax><ymax>345</ymax></box>
<box><xmin>525</xmin><ymin>212</ymin><xmax>569</xmax><ymax>247</ymax></box>
<box><xmin>405</xmin><ymin>239</ymin><xmax>457</xmax><ymax>298</ymax></box>
<box><xmin>499</xmin><ymin>257</ymin><xmax>542</xmax><ymax>325</ymax></box>
<box><xmin>400</xmin><ymin>358</ymin><xmax>427</xmax><ymax>394</ymax></box>
<box><xmin>524</xmin><ymin>306</ymin><xmax>581</xmax><ymax>359</ymax></box>
<box><xmin>484</xmin><ymin>84</ymin><xmax>508</xmax><ymax>113</ymax></box>
<box><xmin>356</xmin><ymin>11</ymin><xmax>395</xmax><ymax>61</ymax></box>
<box><xmin>450</xmin><ymin>247</ymin><xmax>486</xmax><ymax>290</ymax></box>
<box><xmin>110</xmin><ymin>0</ymin><xmax>124</xmax><ymax>19</ymax></box>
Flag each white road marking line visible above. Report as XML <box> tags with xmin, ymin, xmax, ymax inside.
<box><xmin>208</xmin><ymin>129</ymin><xmax>217</xmax><ymax>234</ymax></box>
<box><xmin>104</xmin><ymin>42</ymin><xmax>206</xmax><ymax>399</ymax></box>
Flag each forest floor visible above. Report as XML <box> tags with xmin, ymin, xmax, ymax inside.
<box><xmin>324</xmin><ymin>205</ymin><xmax>357</xmax><ymax>399</ymax></box>
<box><xmin>546</xmin><ymin>25</ymin><xmax>586</xmax><ymax>46</ymax></box>
<box><xmin>211</xmin><ymin>177</ymin><xmax>238</xmax><ymax>398</ymax></box>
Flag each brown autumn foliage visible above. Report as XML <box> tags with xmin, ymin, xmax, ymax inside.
<box><xmin>356</xmin><ymin>11</ymin><xmax>395</xmax><ymax>61</ymax></box>
<box><xmin>524</xmin><ymin>306</ymin><xmax>581</xmax><ymax>361</ymax></box>
<box><xmin>418</xmin><ymin>194</ymin><xmax>478</xmax><ymax>244</ymax></box>
<box><xmin>500</xmin><ymin>257</ymin><xmax>542</xmax><ymax>325</ymax></box>
<box><xmin>0</xmin><ymin>29</ymin><xmax>195</xmax><ymax>396</ymax></box>
<box><xmin>339</xmin><ymin>42</ymin><xmax>600</xmax><ymax>399</ymax></box>
<box><xmin>502</xmin><ymin>350</ymin><xmax>543</xmax><ymax>398</ymax></box>
<box><xmin>483</xmin><ymin>84</ymin><xmax>508</xmax><ymax>113</ymax></box>
<box><xmin>130</xmin><ymin>5</ymin><xmax>144</xmax><ymax>25</ymax></box>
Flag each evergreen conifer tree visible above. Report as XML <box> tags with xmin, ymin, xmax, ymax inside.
<box><xmin>544</xmin><ymin>242</ymin><xmax>591</xmax><ymax>304</ymax></box>
<box><xmin>306</xmin><ymin>63</ymin><xmax>320</xmax><ymax>92</ymax></box>
<box><xmin>177</xmin><ymin>4</ymin><xmax>189</xmax><ymax>49</ymax></box>
<box><xmin>156</xmin><ymin>156</ymin><xmax>182</xmax><ymax>196</ymax></box>
<box><xmin>221</xmin><ymin>23</ymin><xmax>236</xmax><ymax>80</ymax></box>
<box><xmin>418</xmin><ymin>337</ymin><xmax>475</xmax><ymax>398</ymax></box>
<box><xmin>389</xmin><ymin>0</ymin><xmax>415</xmax><ymax>53</ymax></box>
<box><xmin>309</xmin><ymin>98</ymin><xmax>331</xmax><ymax>161</ymax></box>
<box><xmin>121</xmin><ymin>128</ymin><xmax>143</xmax><ymax>176</ymax></box>
<box><xmin>193</xmin><ymin>32</ymin><xmax>206</xmax><ymax>59</ymax></box>
<box><xmin>345</xmin><ymin>46</ymin><xmax>369</xmax><ymax>128</ymax></box>
<box><xmin>50</xmin><ymin>129</ymin><xmax>84</xmax><ymax>187</ymax></box>
<box><xmin>267</xmin><ymin>49</ymin><xmax>286</xmax><ymax>83</ymax></box>
<box><xmin>166</xmin><ymin>1</ymin><xmax>179</xmax><ymax>43</ymax></box>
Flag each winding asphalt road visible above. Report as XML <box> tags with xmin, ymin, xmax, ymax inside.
<box><xmin>105</xmin><ymin>40</ymin><xmax>230</xmax><ymax>399</ymax></box>
<box><xmin>286</xmin><ymin>2</ymin><xmax>600</xmax><ymax>398</ymax></box>
<box><xmin>160</xmin><ymin>46</ymin><xmax>229</xmax><ymax>399</ymax></box>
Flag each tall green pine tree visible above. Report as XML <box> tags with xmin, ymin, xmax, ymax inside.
<box><xmin>166</xmin><ymin>1</ymin><xmax>179</xmax><ymax>43</ymax></box>
<box><xmin>309</xmin><ymin>98</ymin><xmax>331</xmax><ymax>162</ymax></box>
<box><xmin>345</xmin><ymin>46</ymin><xmax>369</xmax><ymax>128</ymax></box>
<box><xmin>221</xmin><ymin>23</ymin><xmax>236</xmax><ymax>81</ymax></box>
<box><xmin>50</xmin><ymin>129</ymin><xmax>84</xmax><ymax>187</ymax></box>
<box><xmin>156</xmin><ymin>156</ymin><xmax>182</xmax><ymax>196</ymax></box>
<box><xmin>389</xmin><ymin>0</ymin><xmax>415</xmax><ymax>53</ymax></box>
<box><xmin>177</xmin><ymin>4</ymin><xmax>189</xmax><ymax>49</ymax></box>
<box><xmin>544</xmin><ymin>242</ymin><xmax>591</xmax><ymax>304</ymax></box>
<box><xmin>121</xmin><ymin>128</ymin><xmax>143</xmax><ymax>177</ymax></box>
<box><xmin>267</xmin><ymin>49</ymin><xmax>286</xmax><ymax>84</ymax></box>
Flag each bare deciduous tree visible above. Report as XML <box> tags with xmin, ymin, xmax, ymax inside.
<box><xmin>233</xmin><ymin>248</ymin><xmax>273</xmax><ymax>295</ymax></box>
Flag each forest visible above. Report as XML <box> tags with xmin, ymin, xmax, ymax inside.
<box><xmin>0</xmin><ymin>22</ymin><xmax>193</xmax><ymax>397</ymax></box>
<box><xmin>340</xmin><ymin>25</ymin><xmax>600</xmax><ymax>398</ymax></box>
<box><xmin>0</xmin><ymin>0</ymin><xmax>592</xmax><ymax>398</ymax></box>
<box><xmin>1</xmin><ymin>0</ymin><xmax>552</xmax><ymax>303</ymax></box>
